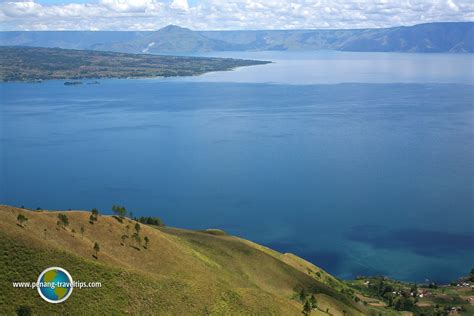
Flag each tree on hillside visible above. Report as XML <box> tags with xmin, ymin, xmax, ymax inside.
<box><xmin>299</xmin><ymin>288</ymin><xmax>307</xmax><ymax>302</ymax></box>
<box><xmin>309</xmin><ymin>294</ymin><xmax>317</xmax><ymax>309</ymax></box>
<box><xmin>144</xmin><ymin>236</ymin><xmax>149</xmax><ymax>249</ymax></box>
<box><xmin>134</xmin><ymin>223</ymin><xmax>141</xmax><ymax>235</ymax></box>
<box><xmin>132</xmin><ymin>232</ymin><xmax>141</xmax><ymax>248</ymax></box>
<box><xmin>93</xmin><ymin>242</ymin><xmax>100</xmax><ymax>259</ymax></box>
<box><xmin>410</xmin><ymin>283</ymin><xmax>418</xmax><ymax>295</ymax></box>
<box><xmin>91</xmin><ymin>208</ymin><xmax>99</xmax><ymax>217</ymax></box>
<box><xmin>302</xmin><ymin>299</ymin><xmax>312</xmax><ymax>315</ymax></box>
<box><xmin>16</xmin><ymin>214</ymin><xmax>28</xmax><ymax>227</ymax></box>
<box><xmin>112</xmin><ymin>205</ymin><xmax>127</xmax><ymax>218</ymax></box>
<box><xmin>137</xmin><ymin>216</ymin><xmax>164</xmax><ymax>226</ymax></box>
<box><xmin>80</xmin><ymin>226</ymin><xmax>85</xmax><ymax>238</ymax></box>
<box><xmin>57</xmin><ymin>213</ymin><xmax>69</xmax><ymax>229</ymax></box>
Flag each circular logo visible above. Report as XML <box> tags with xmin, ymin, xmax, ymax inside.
<box><xmin>37</xmin><ymin>267</ymin><xmax>73</xmax><ymax>303</ymax></box>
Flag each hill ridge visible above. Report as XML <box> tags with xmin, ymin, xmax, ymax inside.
<box><xmin>0</xmin><ymin>205</ymin><xmax>364</xmax><ymax>315</ymax></box>
<box><xmin>1</xmin><ymin>22</ymin><xmax>472</xmax><ymax>53</ymax></box>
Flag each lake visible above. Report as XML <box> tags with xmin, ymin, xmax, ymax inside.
<box><xmin>1</xmin><ymin>51</ymin><xmax>473</xmax><ymax>283</ymax></box>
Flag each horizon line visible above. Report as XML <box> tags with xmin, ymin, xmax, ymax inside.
<box><xmin>2</xmin><ymin>21</ymin><xmax>472</xmax><ymax>32</ymax></box>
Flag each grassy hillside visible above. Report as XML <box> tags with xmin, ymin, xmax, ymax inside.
<box><xmin>0</xmin><ymin>205</ymin><xmax>366</xmax><ymax>315</ymax></box>
<box><xmin>0</xmin><ymin>46</ymin><xmax>270</xmax><ymax>82</ymax></box>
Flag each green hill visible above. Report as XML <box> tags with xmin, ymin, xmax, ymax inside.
<box><xmin>0</xmin><ymin>205</ymin><xmax>369</xmax><ymax>315</ymax></box>
<box><xmin>2</xmin><ymin>205</ymin><xmax>472</xmax><ymax>315</ymax></box>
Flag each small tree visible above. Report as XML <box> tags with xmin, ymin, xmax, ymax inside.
<box><xmin>302</xmin><ymin>299</ymin><xmax>312</xmax><ymax>315</ymax></box>
<box><xmin>93</xmin><ymin>242</ymin><xmax>100</xmax><ymax>258</ymax></box>
<box><xmin>299</xmin><ymin>288</ymin><xmax>307</xmax><ymax>302</ymax></box>
<box><xmin>112</xmin><ymin>205</ymin><xmax>127</xmax><ymax>218</ymax></box>
<box><xmin>17</xmin><ymin>214</ymin><xmax>28</xmax><ymax>227</ymax></box>
<box><xmin>80</xmin><ymin>226</ymin><xmax>85</xmax><ymax>238</ymax></box>
<box><xmin>91</xmin><ymin>208</ymin><xmax>99</xmax><ymax>217</ymax></box>
<box><xmin>57</xmin><ymin>213</ymin><xmax>69</xmax><ymax>229</ymax></box>
<box><xmin>144</xmin><ymin>236</ymin><xmax>149</xmax><ymax>249</ymax></box>
<box><xmin>134</xmin><ymin>223</ymin><xmax>141</xmax><ymax>235</ymax></box>
<box><xmin>309</xmin><ymin>294</ymin><xmax>317</xmax><ymax>309</ymax></box>
<box><xmin>132</xmin><ymin>232</ymin><xmax>141</xmax><ymax>248</ymax></box>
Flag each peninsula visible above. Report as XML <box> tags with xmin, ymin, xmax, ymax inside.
<box><xmin>0</xmin><ymin>46</ymin><xmax>270</xmax><ymax>82</ymax></box>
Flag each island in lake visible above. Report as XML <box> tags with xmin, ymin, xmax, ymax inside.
<box><xmin>0</xmin><ymin>46</ymin><xmax>270</xmax><ymax>82</ymax></box>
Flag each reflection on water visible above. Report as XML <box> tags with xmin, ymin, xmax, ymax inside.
<box><xmin>175</xmin><ymin>51</ymin><xmax>474</xmax><ymax>85</ymax></box>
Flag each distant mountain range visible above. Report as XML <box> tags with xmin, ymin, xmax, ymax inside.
<box><xmin>1</xmin><ymin>22</ymin><xmax>472</xmax><ymax>54</ymax></box>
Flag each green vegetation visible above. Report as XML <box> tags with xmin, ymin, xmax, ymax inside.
<box><xmin>15</xmin><ymin>305</ymin><xmax>32</xmax><ymax>316</ymax></box>
<box><xmin>348</xmin><ymin>276</ymin><xmax>474</xmax><ymax>315</ymax></box>
<box><xmin>134</xmin><ymin>223</ymin><xmax>140</xmax><ymax>235</ymax></box>
<box><xmin>111</xmin><ymin>205</ymin><xmax>127</xmax><ymax>218</ymax></box>
<box><xmin>93</xmin><ymin>242</ymin><xmax>100</xmax><ymax>259</ymax></box>
<box><xmin>16</xmin><ymin>214</ymin><xmax>28</xmax><ymax>227</ymax></box>
<box><xmin>2</xmin><ymin>205</ymin><xmax>472</xmax><ymax>315</ymax></box>
<box><xmin>89</xmin><ymin>208</ymin><xmax>99</xmax><ymax>224</ymax></box>
<box><xmin>0</xmin><ymin>205</ymin><xmax>363</xmax><ymax>315</ymax></box>
<box><xmin>136</xmin><ymin>216</ymin><xmax>164</xmax><ymax>227</ymax></box>
<box><xmin>57</xmin><ymin>213</ymin><xmax>69</xmax><ymax>229</ymax></box>
<box><xmin>0</xmin><ymin>46</ymin><xmax>270</xmax><ymax>82</ymax></box>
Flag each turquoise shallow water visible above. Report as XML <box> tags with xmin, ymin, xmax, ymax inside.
<box><xmin>1</xmin><ymin>52</ymin><xmax>473</xmax><ymax>283</ymax></box>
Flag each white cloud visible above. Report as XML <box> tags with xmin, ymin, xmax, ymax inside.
<box><xmin>100</xmin><ymin>0</ymin><xmax>159</xmax><ymax>13</ymax></box>
<box><xmin>0</xmin><ymin>0</ymin><xmax>472</xmax><ymax>31</ymax></box>
<box><xmin>170</xmin><ymin>0</ymin><xmax>188</xmax><ymax>11</ymax></box>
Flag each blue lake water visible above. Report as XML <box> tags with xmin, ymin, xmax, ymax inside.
<box><xmin>1</xmin><ymin>51</ymin><xmax>473</xmax><ymax>283</ymax></box>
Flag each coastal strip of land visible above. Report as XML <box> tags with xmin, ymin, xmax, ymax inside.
<box><xmin>0</xmin><ymin>46</ymin><xmax>270</xmax><ymax>82</ymax></box>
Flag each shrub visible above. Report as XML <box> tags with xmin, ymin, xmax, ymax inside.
<box><xmin>93</xmin><ymin>242</ymin><xmax>100</xmax><ymax>258</ymax></box>
<box><xmin>112</xmin><ymin>205</ymin><xmax>126</xmax><ymax>218</ymax></box>
<box><xmin>16</xmin><ymin>305</ymin><xmax>32</xmax><ymax>316</ymax></box>
<box><xmin>136</xmin><ymin>216</ymin><xmax>164</xmax><ymax>226</ymax></box>
<box><xmin>16</xmin><ymin>214</ymin><xmax>28</xmax><ymax>227</ymax></box>
<box><xmin>57</xmin><ymin>213</ymin><xmax>69</xmax><ymax>228</ymax></box>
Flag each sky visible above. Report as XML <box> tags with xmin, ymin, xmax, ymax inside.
<box><xmin>0</xmin><ymin>0</ymin><xmax>473</xmax><ymax>31</ymax></box>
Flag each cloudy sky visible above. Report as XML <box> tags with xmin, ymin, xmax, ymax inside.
<box><xmin>0</xmin><ymin>0</ymin><xmax>473</xmax><ymax>31</ymax></box>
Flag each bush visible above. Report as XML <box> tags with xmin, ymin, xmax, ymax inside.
<box><xmin>57</xmin><ymin>213</ymin><xmax>69</xmax><ymax>228</ymax></box>
<box><xmin>16</xmin><ymin>306</ymin><xmax>32</xmax><ymax>316</ymax></box>
<box><xmin>17</xmin><ymin>214</ymin><xmax>28</xmax><ymax>227</ymax></box>
<box><xmin>136</xmin><ymin>216</ymin><xmax>164</xmax><ymax>226</ymax></box>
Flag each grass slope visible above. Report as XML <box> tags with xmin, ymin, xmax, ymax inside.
<box><xmin>0</xmin><ymin>205</ymin><xmax>364</xmax><ymax>315</ymax></box>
